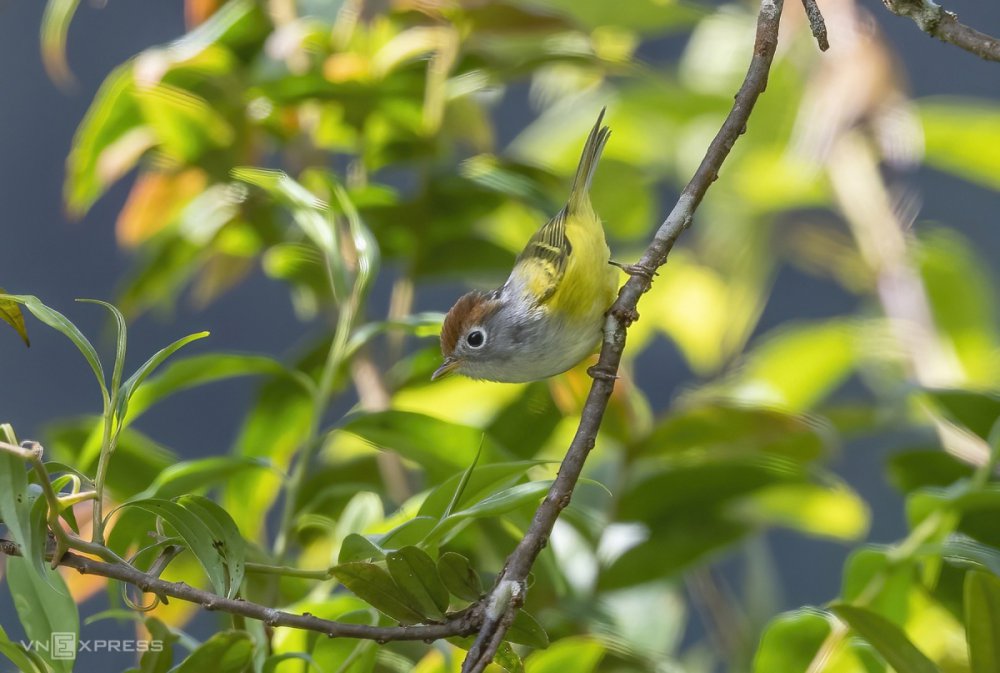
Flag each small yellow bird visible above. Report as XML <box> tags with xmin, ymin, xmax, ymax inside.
<box><xmin>433</xmin><ymin>109</ymin><xmax>620</xmax><ymax>383</ymax></box>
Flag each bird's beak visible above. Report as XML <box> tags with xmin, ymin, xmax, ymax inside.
<box><xmin>431</xmin><ymin>357</ymin><xmax>460</xmax><ymax>381</ymax></box>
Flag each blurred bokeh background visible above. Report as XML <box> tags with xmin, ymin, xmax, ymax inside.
<box><xmin>1</xmin><ymin>0</ymin><xmax>998</xmax><ymax>671</ymax></box>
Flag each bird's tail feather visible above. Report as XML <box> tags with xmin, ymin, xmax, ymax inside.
<box><xmin>568</xmin><ymin>107</ymin><xmax>610</xmax><ymax>213</ymax></box>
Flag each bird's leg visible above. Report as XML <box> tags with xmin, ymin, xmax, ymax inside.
<box><xmin>609</xmin><ymin>259</ymin><xmax>658</xmax><ymax>281</ymax></box>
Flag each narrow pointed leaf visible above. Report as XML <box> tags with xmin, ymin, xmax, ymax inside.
<box><xmin>7</xmin><ymin>557</ymin><xmax>78</xmax><ymax>673</ymax></box>
<box><xmin>77</xmin><ymin>299</ymin><xmax>127</xmax><ymax>401</ymax></box>
<box><xmin>830</xmin><ymin>604</ymin><xmax>941</xmax><ymax>673</ymax></box>
<box><xmin>117</xmin><ymin>331</ymin><xmax>210</xmax><ymax>422</ymax></box>
<box><xmin>174</xmin><ymin>631</ymin><xmax>252</xmax><ymax>673</ymax></box>
<box><xmin>965</xmin><ymin>570</ymin><xmax>1000</xmax><ymax>673</ymax></box>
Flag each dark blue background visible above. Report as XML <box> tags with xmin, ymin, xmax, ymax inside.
<box><xmin>0</xmin><ymin>1</ymin><xmax>997</xmax><ymax>670</ymax></box>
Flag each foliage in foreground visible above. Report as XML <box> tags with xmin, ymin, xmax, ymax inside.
<box><xmin>2</xmin><ymin>0</ymin><xmax>1000</xmax><ymax>671</ymax></box>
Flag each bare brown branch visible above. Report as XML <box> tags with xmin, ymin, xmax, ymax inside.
<box><xmin>0</xmin><ymin>539</ymin><xmax>482</xmax><ymax>641</ymax></box>
<box><xmin>460</xmin><ymin>0</ymin><xmax>789</xmax><ymax>670</ymax></box>
<box><xmin>883</xmin><ymin>0</ymin><xmax>1000</xmax><ymax>62</ymax></box>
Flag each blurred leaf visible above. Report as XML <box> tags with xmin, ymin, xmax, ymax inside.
<box><xmin>126</xmin><ymin>498</ymin><xmax>229</xmax><ymax>597</ymax></box>
<box><xmin>139</xmin><ymin>617</ymin><xmax>177</xmax><ymax>673</ymax></box>
<box><xmin>339</xmin><ymin>411</ymin><xmax>505</xmax><ymax>482</ymax></box>
<box><xmin>917</xmin><ymin>229</ymin><xmax>1000</xmax><ymax>383</ymax></box>
<box><xmin>132</xmin><ymin>456</ymin><xmax>271</xmax><ymax>501</ymax></box>
<box><xmin>345</xmin><ymin>313</ymin><xmax>444</xmax><ymax>359</ymax></box>
<box><xmin>176</xmin><ymin>495</ymin><xmax>247</xmax><ymax>599</ymax></box>
<box><xmin>134</xmin><ymin>84</ymin><xmax>233</xmax><ymax>162</ymax></box>
<box><xmin>487</xmin><ymin>383</ymin><xmax>563</xmax><ymax>460</ymax></box>
<box><xmin>0</xmin><ymin>291</ymin><xmax>29</xmax><ymax>346</ymax></box>
<box><xmin>752</xmin><ymin>609</ymin><xmax>831</xmax><ymax>673</ymax></box>
<box><xmin>437</xmin><ymin>552</ymin><xmax>482</xmax><ymax>602</ymax></box>
<box><xmin>920</xmin><ymin>99</ymin><xmax>1000</xmax><ymax>191</ymax></box>
<box><xmin>514</xmin><ymin>0</ymin><xmax>703</xmax><ymax>33</ymax></box>
<box><xmin>117</xmin><ymin>169</ymin><xmax>208</xmax><ymax>247</ymax></box>
<box><xmin>330</xmin><ymin>562</ymin><xmax>426</xmax><ymax>624</ymax></box>
<box><xmin>524</xmin><ymin>636</ymin><xmax>603</xmax><ymax>673</ymax></box>
<box><xmin>508</xmin><ymin>610</ymin><xmax>549</xmax><ymax>649</ymax></box>
<box><xmin>632</xmin><ymin>403</ymin><xmax>827</xmax><ymax>461</ymax></box>
<box><xmin>728</xmin><ymin>482</ymin><xmax>869</xmax><ymax>541</ymax></box>
<box><xmin>40</xmin><ymin>0</ymin><xmax>79</xmax><ymax>86</ymax></box>
<box><xmin>941</xmin><ymin>534</ymin><xmax>1000</xmax><ymax>578</ymax></box>
<box><xmin>7</xmin><ymin>557</ymin><xmax>78</xmax><ymax>673</ymax></box>
<box><xmin>65</xmin><ymin>64</ymin><xmax>146</xmax><ymax>216</ymax></box>
<box><xmin>174</xmin><ymin>631</ymin><xmax>253</xmax><ymax>673</ymax></box>
<box><xmin>887</xmin><ymin>449</ymin><xmax>973</xmax><ymax>494</ymax></box>
<box><xmin>726</xmin><ymin>320</ymin><xmax>856</xmax><ymax>411</ymax></box>
<box><xmin>599</xmin><ymin>519</ymin><xmax>746</xmax><ymax>589</ymax></box>
<box><xmin>125</xmin><ymin>353</ymin><xmax>308</xmax><ymax>422</ymax></box>
<box><xmin>386</xmin><ymin>546</ymin><xmax>450</xmax><ymax>620</ymax></box>
<box><xmin>4</xmin><ymin>295</ymin><xmax>108</xmax><ymax>403</ymax></box>
<box><xmin>965</xmin><ymin>570</ymin><xmax>1000</xmax><ymax>673</ymax></box>
<box><xmin>0</xmin><ymin>624</ymin><xmax>51</xmax><ymax>673</ymax></box>
<box><xmin>924</xmin><ymin>390</ymin><xmax>1000</xmax><ymax>443</ymax></box>
<box><xmin>830</xmin><ymin>604</ymin><xmax>941</xmax><ymax>673</ymax></box>
<box><xmin>841</xmin><ymin>548</ymin><xmax>913</xmax><ymax>625</ymax></box>
<box><xmin>419</xmin><ymin>461</ymin><xmax>543</xmax><ymax>521</ymax></box>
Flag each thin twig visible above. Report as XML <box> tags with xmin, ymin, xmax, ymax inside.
<box><xmin>459</xmin><ymin>0</ymin><xmax>789</xmax><ymax>669</ymax></box>
<box><xmin>0</xmin><ymin>538</ymin><xmax>482</xmax><ymax>641</ymax></box>
<box><xmin>883</xmin><ymin>0</ymin><xmax>1000</xmax><ymax>62</ymax></box>
<box><xmin>801</xmin><ymin>0</ymin><xmax>830</xmax><ymax>50</ymax></box>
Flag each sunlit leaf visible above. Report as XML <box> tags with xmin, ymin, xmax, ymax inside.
<box><xmin>965</xmin><ymin>570</ymin><xmax>1000</xmax><ymax>673</ymax></box>
<box><xmin>40</xmin><ymin>0</ymin><xmax>80</xmax><ymax>86</ymax></box>
<box><xmin>0</xmin><ymin>290</ymin><xmax>30</xmax><ymax>346</ymax></box>
<box><xmin>920</xmin><ymin>99</ymin><xmax>1000</xmax><ymax>191</ymax></box>
<box><xmin>524</xmin><ymin>636</ymin><xmax>603</xmax><ymax>673</ymax></box>
<box><xmin>830</xmin><ymin>604</ymin><xmax>941</xmax><ymax>673</ymax></box>
<box><xmin>752</xmin><ymin>609</ymin><xmax>831</xmax><ymax>673</ymax></box>
<box><xmin>132</xmin><ymin>456</ymin><xmax>272</xmax><ymax>501</ymax></box>
<box><xmin>728</xmin><ymin>482</ymin><xmax>869</xmax><ymax>541</ymax></box>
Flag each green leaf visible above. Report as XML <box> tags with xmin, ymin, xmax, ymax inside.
<box><xmin>124</xmin><ymin>353</ymin><xmax>309</xmax><ymax>422</ymax></box>
<box><xmin>116</xmin><ymin>331</ymin><xmax>210</xmax><ymax>425</ymax></box>
<box><xmin>134</xmin><ymin>84</ymin><xmax>233</xmax><ymax>162</ymax></box>
<box><xmin>887</xmin><ymin>449</ymin><xmax>973</xmax><ymax>494</ymax></box>
<box><xmin>0</xmin><ymin>624</ymin><xmax>51</xmax><ymax>673</ymax></box>
<box><xmin>339</xmin><ymin>533</ymin><xmax>386</xmax><ymax>563</ymax></box>
<box><xmin>924</xmin><ymin>389</ymin><xmax>1000</xmax><ymax>443</ymax></box>
<box><xmin>508</xmin><ymin>610</ymin><xmax>549</xmax><ymax>649</ymax></box>
<box><xmin>423</xmin><ymin>480</ymin><xmax>554</xmax><ymax>546</ymax></box>
<box><xmin>841</xmin><ymin>548</ymin><xmax>913</xmax><ymax>626</ymax></box>
<box><xmin>0</xmin><ymin>290</ymin><xmax>29</xmax><ymax>346</ymax></box>
<box><xmin>386</xmin><ymin>546</ymin><xmax>450</xmax><ymax>620</ymax></box>
<box><xmin>7</xmin><ymin>557</ymin><xmax>79</xmax><ymax>673</ymax></box>
<box><xmin>174</xmin><ymin>631</ymin><xmax>253</xmax><ymax>673</ymax></box>
<box><xmin>830</xmin><ymin>604</ymin><xmax>941</xmax><ymax>673</ymax></box>
<box><xmin>231</xmin><ymin>167</ymin><xmax>349</xmax><ymax>299</ymax></box>
<box><xmin>40</xmin><ymin>0</ymin><xmax>80</xmax><ymax>85</ymax></box>
<box><xmin>752</xmin><ymin>609</ymin><xmax>831</xmax><ymax>673</ymax></box>
<box><xmin>0</xmin><ymin>424</ymin><xmax>44</xmax><ymax>579</ymax></box>
<box><xmin>920</xmin><ymin>99</ymin><xmax>1000</xmax><ymax>191</ymax></box>
<box><xmin>941</xmin><ymin>534</ymin><xmax>1000</xmax><ymax>577</ymax></box>
<box><xmin>486</xmin><ymin>382</ymin><xmax>563</xmax><ymax>460</ymax></box>
<box><xmin>176</xmin><ymin>495</ymin><xmax>247</xmax><ymax>599</ymax></box>
<box><xmin>437</xmin><ymin>552</ymin><xmax>482</xmax><ymax>602</ymax></box>
<box><xmin>339</xmin><ymin>411</ymin><xmax>505</xmax><ymax>482</ymax></box>
<box><xmin>330</xmin><ymin>562</ymin><xmax>427</xmax><ymax>625</ymax></box>
<box><xmin>965</xmin><ymin>570</ymin><xmax>1000</xmax><ymax>673</ymax></box>
<box><xmin>77</xmin><ymin>299</ymin><xmax>127</xmax><ymax>414</ymax></box>
<box><xmin>418</xmin><ymin>460</ymin><xmax>544</xmax><ymax>521</ymax></box>
<box><xmin>728</xmin><ymin>482</ymin><xmax>869</xmax><ymax>541</ymax></box>
<box><xmin>345</xmin><ymin>313</ymin><xmax>444</xmax><ymax>358</ymax></box>
<box><xmin>125</xmin><ymin>498</ymin><xmax>228</xmax><ymax>596</ymax></box>
<box><xmin>65</xmin><ymin>63</ymin><xmax>144</xmax><ymax>216</ymax></box>
<box><xmin>3</xmin><ymin>295</ymin><xmax>107</xmax><ymax>403</ymax></box>
<box><xmin>131</xmin><ymin>456</ymin><xmax>272</xmax><ymax>501</ymax></box>
<box><xmin>138</xmin><ymin>617</ymin><xmax>177</xmax><ymax>673</ymax></box>
<box><xmin>524</xmin><ymin>636</ymin><xmax>603</xmax><ymax>673</ymax></box>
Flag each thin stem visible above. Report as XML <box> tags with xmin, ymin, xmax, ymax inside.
<box><xmin>91</xmin><ymin>403</ymin><xmax>116</xmax><ymax>544</ymax></box>
<box><xmin>245</xmin><ymin>561</ymin><xmax>332</xmax><ymax>581</ymax></box>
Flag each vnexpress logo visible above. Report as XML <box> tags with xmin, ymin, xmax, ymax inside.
<box><xmin>50</xmin><ymin>632</ymin><xmax>77</xmax><ymax>660</ymax></box>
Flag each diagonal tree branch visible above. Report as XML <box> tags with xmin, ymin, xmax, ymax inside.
<box><xmin>460</xmin><ymin>0</ymin><xmax>791</xmax><ymax>670</ymax></box>
<box><xmin>0</xmin><ymin>538</ymin><xmax>483</xmax><ymax>641</ymax></box>
<box><xmin>883</xmin><ymin>0</ymin><xmax>1000</xmax><ymax>62</ymax></box>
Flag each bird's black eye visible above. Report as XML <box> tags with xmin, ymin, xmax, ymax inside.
<box><xmin>466</xmin><ymin>330</ymin><xmax>485</xmax><ymax>348</ymax></box>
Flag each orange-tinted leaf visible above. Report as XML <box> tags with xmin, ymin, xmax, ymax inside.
<box><xmin>185</xmin><ymin>0</ymin><xmax>224</xmax><ymax>28</ymax></box>
<box><xmin>0</xmin><ymin>291</ymin><xmax>30</xmax><ymax>347</ymax></box>
<box><xmin>116</xmin><ymin>169</ymin><xmax>207</xmax><ymax>247</ymax></box>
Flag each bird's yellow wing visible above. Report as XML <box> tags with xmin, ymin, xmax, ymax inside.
<box><xmin>513</xmin><ymin>207</ymin><xmax>571</xmax><ymax>304</ymax></box>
